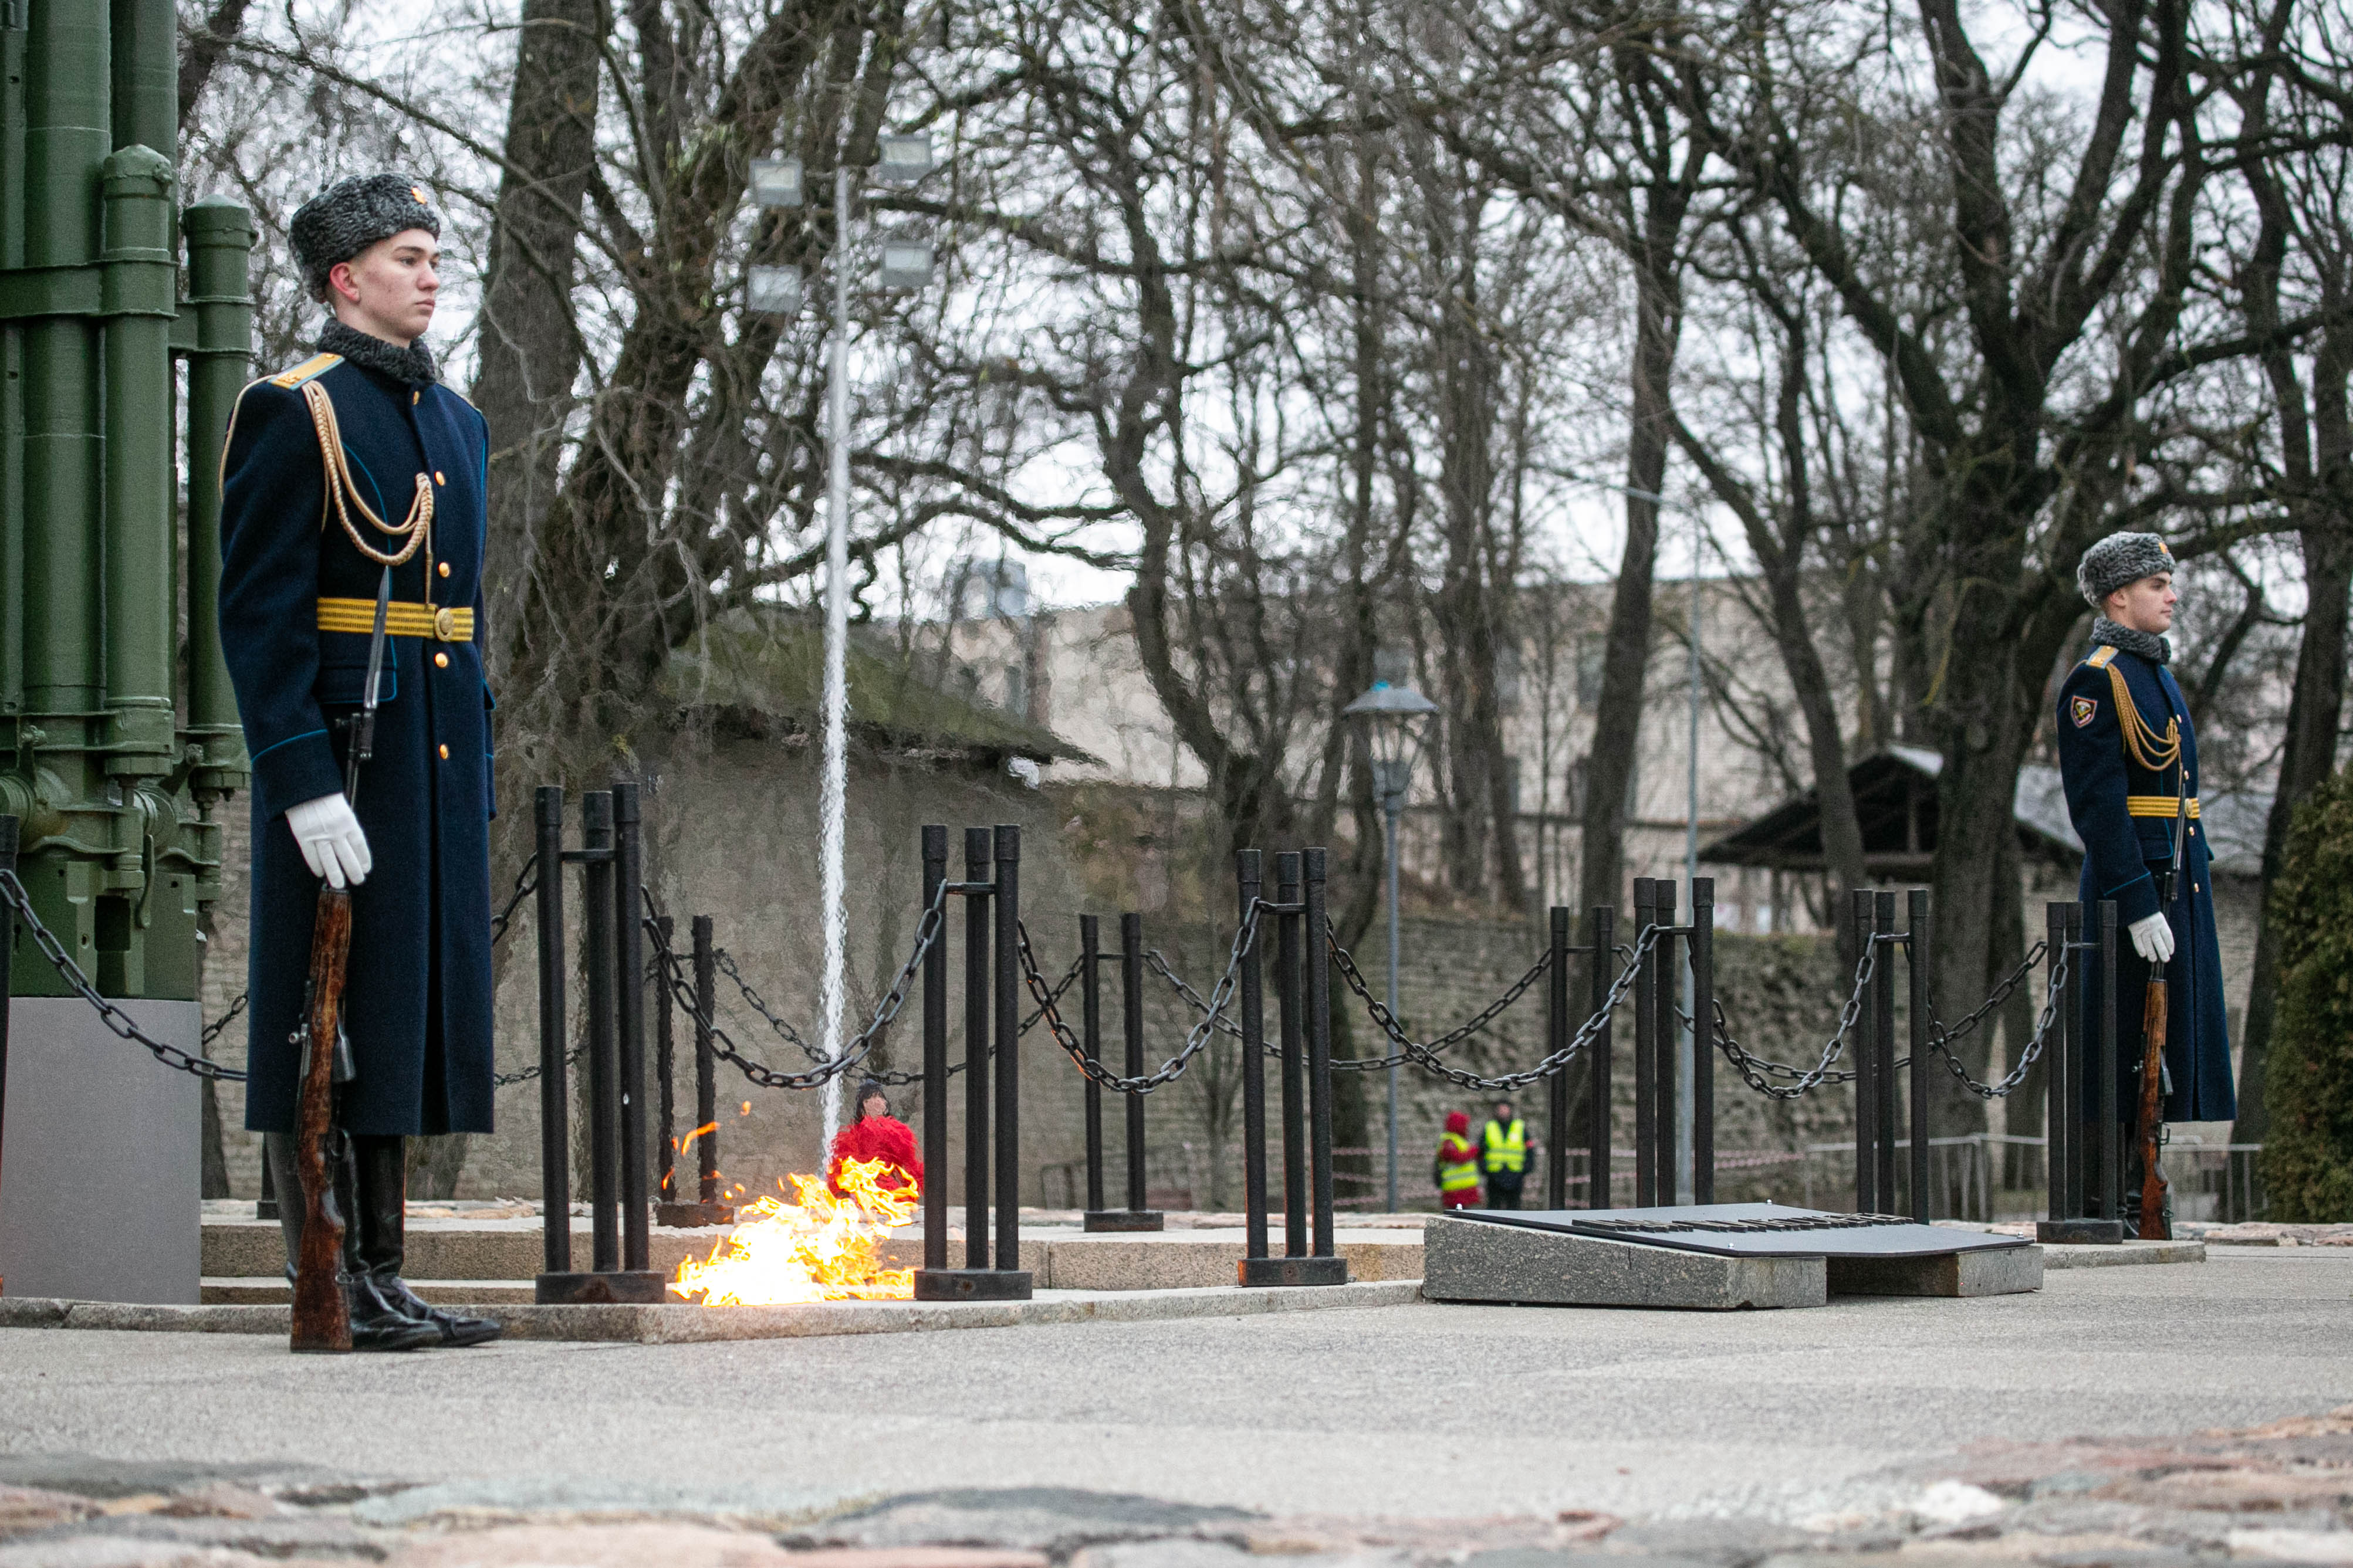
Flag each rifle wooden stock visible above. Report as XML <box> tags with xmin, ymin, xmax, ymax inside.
<box><xmin>291</xmin><ymin>885</ymin><xmax>354</xmax><ymax>1354</ymax></box>
<box><xmin>2136</xmin><ymin>977</ymin><xmax>2171</xmax><ymax>1241</ymax></box>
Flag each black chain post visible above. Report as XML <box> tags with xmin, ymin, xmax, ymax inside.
<box><xmin>613</xmin><ymin>780</ymin><xmax>652</xmax><ymax>1275</ymax></box>
<box><xmin>1304</xmin><ymin>848</ymin><xmax>1343</xmax><ymax>1274</ymax></box>
<box><xmin>1851</xmin><ymin>888</ymin><xmax>1877</xmax><ymax>1214</ymax></box>
<box><xmin>1546</xmin><ymin>906</ymin><xmax>1569</xmax><ymax>1210</ymax></box>
<box><xmin>1874</xmin><ymin>888</ymin><xmax>1898</xmax><ymax>1213</ymax></box>
<box><xmin>1080</xmin><ymin>913</ymin><xmax>1104</xmax><ymax>1215</ymax></box>
<box><xmin>964</xmin><ymin>827</ymin><xmax>991</xmax><ymax>1270</ymax></box>
<box><xmin>2098</xmin><ymin>898</ymin><xmax>2121</xmax><ymax>1223</ymax></box>
<box><xmin>693</xmin><ymin>916</ymin><xmax>719</xmax><ymax>1209</ymax></box>
<box><xmin>1661</xmin><ymin>879</ymin><xmax>1683</xmax><ymax>1205</ymax></box>
<box><xmin>1692</xmin><ymin>879</ymin><xmax>1714</xmax><ymax>1205</ymax></box>
<box><xmin>922</xmin><ymin>827</ymin><xmax>949</xmax><ymax>1272</ymax></box>
<box><xmin>2045</xmin><ymin>902</ymin><xmax>2071</xmax><ymax>1225</ymax></box>
<box><xmin>1908</xmin><ymin>888</ymin><xmax>1931</xmax><ymax>1222</ymax></box>
<box><xmin>533</xmin><ymin>787</ymin><xmax>571</xmax><ymax>1282</ymax></box>
<box><xmin>1588</xmin><ymin>904</ymin><xmax>1612</xmax><ymax>1208</ymax></box>
<box><xmin>1632</xmin><ymin>878</ymin><xmax>1656</xmax><ymax>1206</ymax></box>
<box><xmin>992</xmin><ymin>825</ymin><xmax>1022</xmax><ymax>1278</ymax></box>
<box><xmin>1277</xmin><ymin>852</ymin><xmax>1306</xmax><ymax>1257</ymax></box>
<box><xmin>1237</xmin><ymin>850</ymin><xmax>1269</xmax><ymax>1269</ymax></box>
<box><xmin>656</xmin><ymin>913</ymin><xmax>675</xmax><ymax>1207</ymax></box>
<box><xmin>582</xmin><ymin>791</ymin><xmax>619</xmax><ymax>1274</ymax></box>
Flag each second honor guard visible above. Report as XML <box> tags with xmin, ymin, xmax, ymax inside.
<box><xmin>2056</xmin><ymin>532</ymin><xmax>2237</xmax><ymax>1229</ymax></box>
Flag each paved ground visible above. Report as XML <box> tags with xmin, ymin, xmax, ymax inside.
<box><xmin>2</xmin><ymin>1249</ymin><xmax>2348</xmax><ymax>1563</ymax></box>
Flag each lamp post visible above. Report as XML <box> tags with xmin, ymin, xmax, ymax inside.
<box><xmin>1574</xmin><ymin>475</ymin><xmax>1705</xmax><ymax>1200</ymax></box>
<box><xmin>745</xmin><ymin>136</ymin><xmax>936</xmax><ymax>1152</ymax></box>
<box><xmin>1343</xmin><ymin>678</ymin><xmax>1439</xmax><ymax>1213</ymax></box>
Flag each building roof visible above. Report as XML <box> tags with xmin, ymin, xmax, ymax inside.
<box><xmin>1701</xmin><ymin>744</ymin><xmax>2271</xmax><ymax>879</ymax></box>
<box><xmin>664</xmin><ymin>608</ymin><xmax>1096</xmax><ymax>766</ymax></box>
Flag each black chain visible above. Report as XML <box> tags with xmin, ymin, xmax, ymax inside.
<box><xmin>1</xmin><ymin>868</ymin><xmax>249</xmax><ymax>1081</ymax></box>
<box><xmin>642</xmin><ymin>884</ymin><xmax>946</xmax><ymax>1090</ymax></box>
<box><xmin>1017</xmin><ymin>908</ymin><xmax>1261</xmax><ymax>1094</ymax></box>
<box><xmin>1710</xmin><ymin>939</ymin><xmax>2067</xmax><ymax>1102</ymax></box>
<box><xmin>1328</xmin><ymin>923</ymin><xmax>1655</xmax><ymax>1092</ymax></box>
<box><xmin>200</xmin><ymin>990</ymin><xmax>248</xmax><ymax>1049</ymax></box>
<box><xmin>711</xmin><ymin>949</ymin><xmax>831</xmax><ymax>1066</ymax></box>
<box><xmin>1921</xmin><ymin>942</ymin><xmax>2068</xmax><ymax>1099</ymax></box>
<box><xmin>1710</xmin><ymin>937</ymin><xmax>1879</xmax><ymax>1100</ymax></box>
<box><xmin>488</xmin><ymin>854</ymin><xmax>540</xmax><ymax>949</ymax></box>
<box><xmin>1147</xmin><ymin>943</ymin><xmax>1554</xmax><ymax>1073</ymax></box>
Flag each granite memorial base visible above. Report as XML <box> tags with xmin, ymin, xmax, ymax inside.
<box><xmin>1422</xmin><ymin>1214</ymin><xmax>1827</xmax><ymax>1310</ymax></box>
<box><xmin>1422</xmin><ymin>1204</ymin><xmax>2043</xmax><ymax>1310</ymax></box>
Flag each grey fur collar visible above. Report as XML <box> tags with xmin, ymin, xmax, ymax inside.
<box><xmin>320</xmin><ymin>319</ymin><xmax>438</xmax><ymax>387</ymax></box>
<box><xmin>2091</xmin><ymin>615</ymin><xmax>2170</xmax><ymax>665</ymax></box>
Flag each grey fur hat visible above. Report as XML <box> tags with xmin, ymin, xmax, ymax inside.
<box><xmin>2076</xmin><ymin>531</ymin><xmax>2175</xmax><ymax>607</ymax></box>
<box><xmin>289</xmin><ymin>174</ymin><xmax>440</xmax><ymax>302</ymax></box>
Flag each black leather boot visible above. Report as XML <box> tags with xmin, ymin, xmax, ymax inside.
<box><xmin>265</xmin><ymin>1132</ymin><xmax>439</xmax><ymax>1351</ymax></box>
<box><xmin>351</xmin><ymin>1135</ymin><xmax>502</xmax><ymax>1347</ymax></box>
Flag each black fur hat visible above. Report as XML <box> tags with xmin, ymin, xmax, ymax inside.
<box><xmin>289</xmin><ymin>174</ymin><xmax>440</xmax><ymax>302</ymax></box>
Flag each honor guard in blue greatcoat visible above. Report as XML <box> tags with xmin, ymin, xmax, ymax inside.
<box><xmin>219</xmin><ymin>175</ymin><xmax>500</xmax><ymax>1349</ymax></box>
<box><xmin>2055</xmin><ymin>533</ymin><xmax>2236</xmax><ymax>1222</ymax></box>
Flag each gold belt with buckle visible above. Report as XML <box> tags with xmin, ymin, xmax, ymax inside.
<box><xmin>2124</xmin><ymin>794</ymin><xmax>2200</xmax><ymax>818</ymax></box>
<box><xmin>317</xmin><ymin>597</ymin><xmax>473</xmax><ymax>641</ymax></box>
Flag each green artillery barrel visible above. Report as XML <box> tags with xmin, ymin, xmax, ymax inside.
<box><xmin>0</xmin><ymin>0</ymin><xmax>249</xmax><ymax>1002</ymax></box>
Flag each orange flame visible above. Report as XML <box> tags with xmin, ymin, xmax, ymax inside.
<box><xmin>669</xmin><ymin>1157</ymin><xmax>918</xmax><ymax>1305</ymax></box>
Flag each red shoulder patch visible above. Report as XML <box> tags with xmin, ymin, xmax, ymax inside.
<box><xmin>2071</xmin><ymin>695</ymin><xmax>2098</xmax><ymax>729</ymax></box>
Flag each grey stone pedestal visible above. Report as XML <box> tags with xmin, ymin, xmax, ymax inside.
<box><xmin>0</xmin><ymin>998</ymin><xmax>201</xmax><ymax>1303</ymax></box>
<box><xmin>1422</xmin><ymin>1214</ymin><xmax>1827</xmax><ymax>1309</ymax></box>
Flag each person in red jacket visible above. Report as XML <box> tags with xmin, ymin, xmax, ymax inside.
<box><xmin>829</xmin><ymin>1079</ymin><xmax>923</xmax><ymax>1200</ymax></box>
<box><xmin>1434</xmin><ymin>1110</ymin><xmax>1482</xmax><ymax>1209</ymax></box>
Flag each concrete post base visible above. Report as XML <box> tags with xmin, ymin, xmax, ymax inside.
<box><xmin>0</xmin><ymin>998</ymin><xmax>201</xmax><ymax>1303</ymax></box>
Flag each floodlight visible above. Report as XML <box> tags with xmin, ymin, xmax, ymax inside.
<box><xmin>750</xmin><ymin>157</ymin><xmax>804</xmax><ymax>208</ymax></box>
<box><xmin>747</xmin><ymin>265</ymin><xmax>803</xmax><ymax>314</ymax></box>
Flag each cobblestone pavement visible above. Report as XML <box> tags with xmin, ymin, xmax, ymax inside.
<box><xmin>1</xmin><ymin>1251</ymin><xmax>2347</xmax><ymax>1565</ymax></box>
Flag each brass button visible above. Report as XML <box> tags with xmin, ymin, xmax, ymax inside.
<box><xmin>438</xmin><ymin>744</ymin><xmax>449</xmax><ymax>760</ymax></box>
<box><xmin>434</xmin><ymin>651</ymin><xmax>449</xmax><ymax>669</ymax></box>
<box><xmin>411</xmin><ymin>391</ymin><xmax>419</xmax><ymax>404</ymax></box>
<box><xmin>438</xmin><ymin>561</ymin><xmax>451</xmax><ymax>578</ymax></box>
<box><xmin>435</xmin><ymin>470</ymin><xmax>445</xmax><ymax>485</ymax></box>
<box><xmin>432</xmin><ymin>607</ymin><xmax>457</xmax><ymax>639</ymax></box>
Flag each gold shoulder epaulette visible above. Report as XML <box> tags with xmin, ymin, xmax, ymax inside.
<box><xmin>2086</xmin><ymin>645</ymin><xmax>2118</xmax><ymax>669</ymax></box>
<box><xmin>269</xmin><ymin>353</ymin><xmax>343</xmax><ymax>389</ymax></box>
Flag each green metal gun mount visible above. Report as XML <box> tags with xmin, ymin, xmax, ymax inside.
<box><xmin>1</xmin><ymin>0</ymin><xmax>253</xmax><ymax>1002</ymax></box>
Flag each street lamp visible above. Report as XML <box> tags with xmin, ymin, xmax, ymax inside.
<box><xmin>1343</xmin><ymin>677</ymin><xmax>1439</xmax><ymax>1213</ymax></box>
<box><xmin>743</xmin><ymin>136</ymin><xmax>937</xmax><ymax>1154</ymax></box>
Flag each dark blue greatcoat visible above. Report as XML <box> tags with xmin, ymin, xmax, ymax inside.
<box><xmin>2054</xmin><ymin>642</ymin><xmax>2236</xmax><ymax>1123</ymax></box>
<box><xmin>219</xmin><ymin>351</ymin><xmax>496</xmax><ymax>1137</ymax></box>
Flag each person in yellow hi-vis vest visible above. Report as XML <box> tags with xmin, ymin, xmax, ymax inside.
<box><xmin>1434</xmin><ymin>1111</ymin><xmax>1483</xmax><ymax>1209</ymax></box>
<box><xmin>1480</xmin><ymin>1098</ymin><xmax>1539</xmax><ymax>1210</ymax></box>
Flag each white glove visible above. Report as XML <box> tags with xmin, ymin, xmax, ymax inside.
<box><xmin>2128</xmin><ymin>912</ymin><xmax>2175</xmax><ymax>966</ymax></box>
<box><xmin>285</xmin><ymin>793</ymin><xmax>370</xmax><ymax>889</ymax></box>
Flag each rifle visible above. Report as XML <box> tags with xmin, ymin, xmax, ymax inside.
<box><xmin>2134</xmin><ymin>736</ymin><xmax>2188</xmax><ymax>1243</ymax></box>
<box><xmin>288</xmin><ymin>565</ymin><xmax>393</xmax><ymax>1353</ymax></box>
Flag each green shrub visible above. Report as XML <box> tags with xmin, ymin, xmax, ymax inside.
<box><xmin>2258</xmin><ymin>767</ymin><xmax>2353</xmax><ymax>1221</ymax></box>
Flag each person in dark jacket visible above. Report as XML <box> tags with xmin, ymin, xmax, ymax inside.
<box><xmin>220</xmin><ymin>174</ymin><xmax>498</xmax><ymax>1350</ymax></box>
<box><xmin>2056</xmin><ymin>532</ymin><xmax>2236</xmax><ymax>1228</ymax></box>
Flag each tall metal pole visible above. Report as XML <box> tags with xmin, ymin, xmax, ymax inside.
<box><xmin>1681</xmin><ymin>512</ymin><xmax>1701</xmax><ymax>1202</ymax></box>
<box><xmin>1383</xmin><ymin>789</ymin><xmax>1402</xmax><ymax>1214</ymax></box>
<box><xmin>818</xmin><ymin>164</ymin><xmax>853</xmax><ymax>1154</ymax></box>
